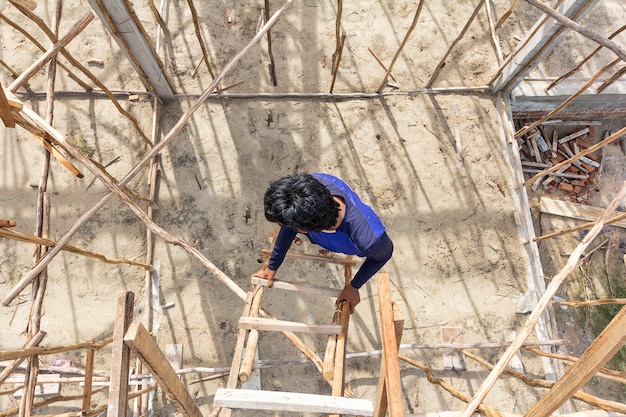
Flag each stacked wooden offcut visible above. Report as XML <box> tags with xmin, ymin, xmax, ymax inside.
<box><xmin>519</xmin><ymin>125</ymin><xmax>601</xmax><ymax>197</ymax></box>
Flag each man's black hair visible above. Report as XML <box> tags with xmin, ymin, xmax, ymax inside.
<box><xmin>264</xmin><ymin>173</ymin><xmax>339</xmax><ymax>232</ymax></box>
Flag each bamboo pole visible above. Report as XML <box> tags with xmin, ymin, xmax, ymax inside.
<box><xmin>426</xmin><ymin>0</ymin><xmax>486</xmax><ymax>88</ymax></box>
<box><xmin>597</xmin><ymin>65</ymin><xmax>626</xmax><ymax>93</ymax></box>
<box><xmin>458</xmin><ymin>182</ymin><xmax>626</xmax><ymax>417</ymax></box>
<box><xmin>524</xmin><ymin>0</ymin><xmax>626</xmax><ymax>62</ymax></box>
<box><xmin>7</xmin><ymin>3</ymin><xmax>152</xmax><ymax>145</ymax></box>
<box><xmin>186</xmin><ymin>0</ymin><xmax>216</xmax><ymax>79</ymax></box>
<box><xmin>8</xmin><ymin>13</ymin><xmax>94</xmax><ymax>93</ymax></box>
<box><xmin>376</xmin><ymin>0</ymin><xmax>425</xmax><ymax>92</ymax></box>
<box><xmin>0</xmin><ymin>227</ymin><xmax>150</xmax><ymax>267</ymax></box>
<box><xmin>0</xmin><ymin>13</ymin><xmax>91</xmax><ymax>91</ymax></box>
<box><xmin>546</xmin><ymin>23</ymin><xmax>626</xmax><ymax>91</ymax></box>
<box><xmin>462</xmin><ymin>349</ymin><xmax>626</xmax><ymax>414</ymax></box>
<box><xmin>515</xmin><ymin>57</ymin><xmax>620</xmax><ymax>138</ymax></box>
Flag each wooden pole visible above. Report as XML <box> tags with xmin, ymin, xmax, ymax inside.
<box><xmin>368</xmin><ymin>48</ymin><xmax>397</xmax><ymax>81</ymax></box>
<box><xmin>0</xmin><ymin>12</ymin><xmax>91</xmax><ymax>91</ymax></box>
<box><xmin>8</xmin><ymin>13</ymin><xmax>94</xmax><ymax>93</ymax></box>
<box><xmin>331</xmin><ymin>0</ymin><xmax>343</xmax><ymax>76</ymax></box>
<box><xmin>239</xmin><ymin>286</ymin><xmax>264</xmax><ymax>382</ymax></box>
<box><xmin>373</xmin><ymin>303</ymin><xmax>404</xmax><ymax>417</ymax></box>
<box><xmin>0</xmin><ymin>59</ymin><xmax>33</xmax><ymax>92</ymax></box>
<box><xmin>515</xmin><ymin>57</ymin><xmax>620</xmax><ymax>138</ymax></box>
<box><xmin>107</xmin><ymin>291</ymin><xmax>134</xmax><ymax>417</ymax></box>
<box><xmin>124</xmin><ymin>322</ymin><xmax>203</xmax><ymax>417</ymax></box>
<box><xmin>186</xmin><ymin>0</ymin><xmax>216</xmax><ymax>79</ymax></box>
<box><xmin>495</xmin><ymin>0</ymin><xmax>520</xmax><ymax>30</ymax></box>
<box><xmin>524</xmin><ymin>0</ymin><xmax>626</xmax><ymax>62</ymax></box>
<box><xmin>376</xmin><ymin>0</ymin><xmax>425</xmax><ymax>92</ymax></box>
<box><xmin>264</xmin><ymin>0</ymin><xmax>277</xmax><ymax>86</ymax></box>
<box><xmin>0</xmin><ymin>82</ymin><xmax>16</xmax><ymax>127</ymax></box>
<box><xmin>426</xmin><ymin>0</ymin><xmax>486</xmax><ymax>88</ymax></box>
<box><xmin>82</xmin><ymin>344</ymin><xmax>95</xmax><ymax>413</ymax></box>
<box><xmin>597</xmin><ymin>65</ymin><xmax>626</xmax><ymax>93</ymax></box>
<box><xmin>0</xmin><ymin>338</ymin><xmax>112</xmax><ymax>362</ymax></box>
<box><xmin>328</xmin><ymin>299</ymin><xmax>351</xmax><ymax>417</ymax></box>
<box><xmin>546</xmin><ymin>23</ymin><xmax>626</xmax><ymax>91</ymax></box>
<box><xmin>0</xmin><ymin>331</ymin><xmax>46</xmax><ymax>384</ymax></box>
<box><xmin>458</xmin><ymin>182</ymin><xmax>626</xmax><ymax>417</ymax></box>
<box><xmin>535</xmin><ymin>212</ymin><xmax>626</xmax><ymax>241</ymax></box>
<box><xmin>329</xmin><ymin>32</ymin><xmax>345</xmax><ymax>93</ymax></box>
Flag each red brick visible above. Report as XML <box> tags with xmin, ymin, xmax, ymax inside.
<box><xmin>558</xmin><ymin>182</ymin><xmax>574</xmax><ymax>192</ymax></box>
<box><xmin>580</xmin><ymin>162</ymin><xmax>596</xmax><ymax>172</ymax></box>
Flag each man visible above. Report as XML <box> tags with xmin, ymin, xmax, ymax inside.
<box><xmin>256</xmin><ymin>173</ymin><xmax>393</xmax><ymax>313</ymax></box>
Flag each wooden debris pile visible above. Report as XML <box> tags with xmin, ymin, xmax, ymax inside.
<box><xmin>518</xmin><ymin>125</ymin><xmax>601</xmax><ymax>199</ymax></box>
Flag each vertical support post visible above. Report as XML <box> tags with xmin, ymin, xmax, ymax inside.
<box><xmin>373</xmin><ymin>303</ymin><xmax>404</xmax><ymax>417</ymax></box>
<box><xmin>83</xmin><ymin>343</ymin><xmax>95</xmax><ymax>413</ymax></box>
<box><xmin>107</xmin><ymin>291</ymin><xmax>134</xmax><ymax>417</ymax></box>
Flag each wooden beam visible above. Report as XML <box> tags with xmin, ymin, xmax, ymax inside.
<box><xmin>373</xmin><ymin>303</ymin><xmax>404</xmax><ymax>417</ymax></box>
<box><xmin>124</xmin><ymin>322</ymin><xmax>203</xmax><ymax>417</ymax></box>
<box><xmin>0</xmin><ymin>82</ymin><xmax>15</xmax><ymax>127</ymax></box>
<box><xmin>214</xmin><ymin>388</ymin><xmax>374</xmax><ymax>415</ymax></box>
<box><xmin>238</xmin><ymin>317</ymin><xmax>341</xmax><ymax>334</ymax></box>
<box><xmin>107</xmin><ymin>291</ymin><xmax>134</xmax><ymax>417</ymax></box>
<box><xmin>539</xmin><ymin>197</ymin><xmax>626</xmax><ymax>228</ymax></box>
<box><xmin>376</xmin><ymin>273</ymin><xmax>404</xmax><ymax>416</ymax></box>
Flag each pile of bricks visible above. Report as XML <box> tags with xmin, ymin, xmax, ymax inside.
<box><xmin>518</xmin><ymin>125</ymin><xmax>601</xmax><ymax>198</ymax></box>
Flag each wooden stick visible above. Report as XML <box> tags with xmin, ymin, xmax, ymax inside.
<box><xmin>376</xmin><ymin>0</ymin><xmax>425</xmax><ymax>92</ymax></box>
<box><xmin>251</xmin><ymin>276</ymin><xmax>341</xmax><ymax>298</ymax></box>
<box><xmin>0</xmin><ymin>338</ymin><xmax>112</xmax><ymax>362</ymax></box>
<box><xmin>186</xmin><ymin>0</ymin><xmax>215</xmax><ymax>79</ymax></box>
<box><xmin>546</xmin><ymin>23</ymin><xmax>626</xmax><ymax>91</ymax></box>
<box><xmin>238</xmin><ymin>316</ymin><xmax>341</xmax><ymax>334</ymax></box>
<box><xmin>373</xmin><ymin>303</ymin><xmax>404</xmax><ymax>417</ymax></box>
<box><xmin>597</xmin><ymin>65</ymin><xmax>626</xmax><ymax>93</ymax></box>
<box><xmin>0</xmin><ymin>226</ymin><xmax>150</xmax><ymax>267</ymax></box>
<box><xmin>0</xmin><ymin>331</ymin><xmax>46</xmax><ymax>384</ymax></box>
<box><xmin>484</xmin><ymin>0</ymin><xmax>504</xmax><ymax>66</ymax></box>
<box><xmin>525</xmin><ymin>125</ymin><xmax>626</xmax><ymax>185</ymax></box>
<box><xmin>239</xmin><ymin>286</ymin><xmax>264</xmax><ymax>382</ymax></box>
<box><xmin>458</xmin><ymin>182</ymin><xmax>626</xmax><ymax>417</ymax></box>
<box><xmin>124</xmin><ymin>322</ymin><xmax>203</xmax><ymax>417</ymax></box>
<box><xmin>553</xmin><ymin>298</ymin><xmax>626</xmax><ymax>307</ymax></box>
<box><xmin>524</xmin><ymin>0</ymin><xmax>626</xmax><ymax>62</ymax></box>
<box><xmin>376</xmin><ymin>273</ymin><xmax>403</xmax><ymax>416</ymax></box>
<box><xmin>323</xmin><ymin>306</ymin><xmax>342</xmax><ymax>382</ymax></box>
<box><xmin>0</xmin><ymin>82</ymin><xmax>16</xmax><ymax>127</ymax></box>
<box><xmin>0</xmin><ymin>219</ymin><xmax>16</xmax><ymax>227</ymax></box>
<box><xmin>107</xmin><ymin>291</ymin><xmax>134</xmax><ymax>417</ymax></box>
<box><xmin>0</xmin><ymin>59</ymin><xmax>32</xmax><ymax>92</ymax></box>
<box><xmin>463</xmin><ymin>349</ymin><xmax>626</xmax><ymax>414</ymax></box>
<box><xmin>495</xmin><ymin>0</ymin><xmax>520</xmax><ymax>30</ymax></box>
<box><xmin>8</xmin><ymin>13</ymin><xmax>94</xmax><ymax>93</ymax></box>
<box><xmin>368</xmin><ymin>48</ymin><xmax>396</xmax><ymax>81</ymax></box>
<box><xmin>426</xmin><ymin>0</ymin><xmax>486</xmax><ymax>88</ymax></box>
<box><xmin>0</xmin><ymin>389</ymin><xmax>106</xmax><ymax>417</ymax></box>
<box><xmin>329</xmin><ymin>32</ymin><xmax>345</xmax><ymax>93</ymax></box>
<box><xmin>329</xmin><ymin>300</ymin><xmax>350</xmax><ymax>406</ymax></box>
<box><xmin>149</xmin><ymin>0</ymin><xmax>168</xmax><ymax>34</ymax></box>
<box><xmin>260</xmin><ymin>248</ymin><xmax>357</xmax><ymax>266</ymax></box>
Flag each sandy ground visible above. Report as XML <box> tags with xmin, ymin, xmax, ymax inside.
<box><xmin>0</xmin><ymin>0</ymin><xmax>624</xmax><ymax>415</ymax></box>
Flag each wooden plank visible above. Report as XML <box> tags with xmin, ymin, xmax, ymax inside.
<box><xmin>214</xmin><ymin>388</ymin><xmax>374</xmax><ymax>415</ymax></box>
<box><xmin>376</xmin><ymin>273</ymin><xmax>404</xmax><ymax>417</ymax></box>
<box><xmin>239</xmin><ymin>286</ymin><xmax>263</xmax><ymax>382</ymax></box>
<box><xmin>373</xmin><ymin>303</ymin><xmax>404</xmax><ymax>417</ymax></box>
<box><xmin>238</xmin><ymin>317</ymin><xmax>341</xmax><ymax>335</ymax></box>
<box><xmin>540</xmin><ymin>197</ymin><xmax>626</xmax><ymax>229</ymax></box>
<box><xmin>526</xmin><ymin>305</ymin><xmax>626</xmax><ymax>417</ymax></box>
<box><xmin>260</xmin><ymin>248</ymin><xmax>357</xmax><ymax>266</ymax></box>
<box><xmin>251</xmin><ymin>276</ymin><xmax>341</xmax><ymax>298</ymax></box>
<box><xmin>330</xmin><ymin>300</ymin><xmax>351</xmax><ymax>398</ymax></box>
<box><xmin>558</xmin><ymin>127</ymin><xmax>590</xmax><ymax>144</ymax></box>
<box><xmin>107</xmin><ymin>291</ymin><xmax>134</xmax><ymax>417</ymax></box>
<box><xmin>124</xmin><ymin>322</ymin><xmax>203</xmax><ymax>417</ymax></box>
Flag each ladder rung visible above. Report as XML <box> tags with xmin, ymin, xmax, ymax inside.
<box><xmin>238</xmin><ymin>317</ymin><xmax>341</xmax><ymax>334</ymax></box>
<box><xmin>251</xmin><ymin>277</ymin><xmax>342</xmax><ymax>298</ymax></box>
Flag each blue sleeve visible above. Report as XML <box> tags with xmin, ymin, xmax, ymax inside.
<box><xmin>267</xmin><ymin>227</ymin><xmax>298</xmax><ymax>271</ymax></box>
<box><xmin>350</xmin><ymin>232</ymin><xmax>393</xmax><ymax>289</ymax></box>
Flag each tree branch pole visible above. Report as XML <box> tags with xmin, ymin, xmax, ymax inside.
<box><xmin>534</xmin><ymin>212</ymin><xmax>626</xmax><ymax>242</ymax></box>
<box><xmin>426</xmin><ymin>0</ymin><xmax>485</xmax><ymax>88</ymax></box>
<box><xmin>376</xmin><ymin>0</ymin><xmax>425</xmax><ymax>92</ymax></box>
<box><xmin>459</xmin><ymin>182</ymin><xmax>626</xmax><ymax>417</ymax></box>
<box><xmin>524</xmin><ymin>0</ymin><xmax>626</xmax><ymax>62</ymax></box>
<box><xmin>186</xmin><ymin>0</ymin><xmax>216</xmax><ymax>79</ymax></box>
<box><xmin>495</xmin><ymin>0</ymin><xmax>519</xmax><ymax>30</ymax></box>
<box><xmin>265</xmin><ymin>0</ymin><xmax>277</xmax><ymax>86</ymax></box>
<box><xmin>2</xmin><ymin>0</ymin><xmax>296</xmax><ymax>307</ymax></box>
<box><xmin>8</xmin><ymin>13</ymin><xmax>94</xmax><ymax>93</ymax></box>
<box><xmin>331</xmin><ymin>0</ymin><xmax>343</xmax><ymax>76</ymax></box>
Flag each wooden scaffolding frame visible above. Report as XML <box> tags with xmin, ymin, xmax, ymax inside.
<box><xmin>0</xmin><ymin>0</ymin><xmax>625</xmax><ymax>416</ymax></box>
